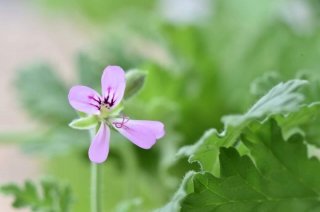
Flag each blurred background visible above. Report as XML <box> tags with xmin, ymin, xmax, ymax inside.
<box><xmin>1</xmin><ymin>0</ymin><xmax>320</xmax><ymax>211</ymax></box>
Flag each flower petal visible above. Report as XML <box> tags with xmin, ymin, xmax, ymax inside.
<box><xmin>89</xmin><ymin>123</ymin><xmax>110</xmax><ymax>163</ymax></box>
<box><xmin>112</xmin><ymin>119</ymin><xmax>165</xmax><ymax>149</ymax></box>
<box><xmin>68</xmin><ymin>85</ymin><xmax>101</xmax><ymax>115</ymax></box>
<box><xmin>101</xmin><ymin>66</ymin><xmax>126</xmax><ymax>108</ymax></box>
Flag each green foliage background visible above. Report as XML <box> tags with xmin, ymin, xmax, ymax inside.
<box><xmin>2</xmin><ymin>0</ymin><xmax>320</xmax><ymax>211</ymax></box>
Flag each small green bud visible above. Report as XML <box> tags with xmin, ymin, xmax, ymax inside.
<box><xmin>124</xmin><ymin>69</ymin><xmax>147</xmax><ymax>100</ymax></box>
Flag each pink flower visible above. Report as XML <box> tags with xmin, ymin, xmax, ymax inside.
<box><xmin>68</xmin><ymin>66</ymin><xmax>165</xmax><ymax>163</ymax></box>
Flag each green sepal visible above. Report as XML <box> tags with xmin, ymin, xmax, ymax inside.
<box><xmin>68</xmin><ymin>116</ymin><xmax>98</xmax><ymax>130</ymax></box>
<box><xmin>124</xmin><ymin>69</ymin><xmax>147</xmax><ymax>100</ymax></box>
<box><xmin>77</xmin><ymin>111</ymin><xmax>87</xmax><ymax>118</ymax></box>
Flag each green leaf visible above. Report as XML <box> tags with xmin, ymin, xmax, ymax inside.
<box><xmin>0</xmin><ymin>178</ymin><xmax>74</xmax><ymax>211</ymax></box>
<box><xmin>243</xmin><ymin>120</ymin><xmax>320</xmax><ymax>194</ymax></box>
<box><xmin>155</xmin><ymin>171</ymin><xmax>196</xmax><ymax>212</ymax></box>
<box><xmin>41</xmin><ymin>179</ymin><xmax>73</xmax><ymax>212</ymax></box>
<box><xmin>21</xmin><ymin>126</ymin><xmax>88</xmax><ymax>156</ymax></box>
<box><xmin>250</xmin><ymin>71</ymin><xmax>281</xmax><ymax>98</ymax></box>
<box><xmin>182</xmin><ymin>120</ymin><xmax>320</xmax><ymax>211</ymax></box>
<box><xmin>222</xmin><ymin>79</ymin><xmax>307</xmax><ymax>127</ymax></box>
<box><xmin>178</xmin><ymin>80</ymin><xmax>308</xmax><ymax>174</ymax></box>
<box><xmin>15</xmin><ymin>63</ymin><xmax>74</xmax><ymax>123</ymax></box>
<box><xmin>12</xmin><ymin>63</ymin><xmax>93</xmax><ymax>156</ymax></box>
<box><xmin>69</xmin><ymin>116</ymin><xmax>98</xmax><ymax>130</ymax></box>
<box><xmin>276</xmin><ymin>102</ymin><xmax>320</xmax><ymax>146</ymax></box>
<box><xmin>124</xmin><ymin>69</ymin><xmax>147</xmax><ymax>100</ymax></box>
<box><xmin>177</xmin><ymin>129</ymin><xmax>221</xmax><ymax>174</ymax></box>
<box><xmin>76</xmin><ymin>52</ymin><xmax>103</xmax><ymax>90</ymax></box>
<box><xmin>115</xmin><ymin>198</ymin><xmax>143</xmax><ymax>212</ymax></box>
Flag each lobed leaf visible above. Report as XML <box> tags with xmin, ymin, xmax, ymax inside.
<box><xmin>76</xmin><ymin>52</ymin><xmax>103</xmax><ymax>90</ymax></box>
<box><xmin>222</xmin><ymin>79</ymin><xmax>307</xmax><ymax>127</ymax></box>
<box><xmin>0</xmin><ymin>178</ymin><xmax>73</xmax><ymax>211</ymax></box>
<box><xmin>155</xmin><ymin>171</ymin><xmax>196</xmax><ymax>212</ymax></box>
<box><xmin>250</xmin><ymin>71</ymin><xmax>281</xmax><ymax>98</ymax></box>
<box><xmin>276</xmin><ymin>102</ymin><xmax>320</xmax><ymax>146</ymax></box>
<box><xmin>181</xmin><ymin>120</ymin><xmax>320</xmax><ymax>211</ymax></box>
<box><xmin>15</xmin><ymin>63</ymin><xmax>74</xmax><ymax>123</ymax></box>
<box><xmin>178</xmin><ymin>80</ymin><xmax>308</xmax><ymax>174</ymax></box>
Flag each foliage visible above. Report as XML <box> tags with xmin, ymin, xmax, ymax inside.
<box><xmin>181</xmin><ymin>119</ymin><xmax>320</xmax><ymax>211</ymax></box>
<box><xmin>177</xmin><ymin>80</ymin><xmax>307</xmax><ymax>175</ymax></box>
<box><xmin>277</xmin><ymin>102</ymin><xmax>320</xmax><ymax>146</ymax></box>
<box><xmin>155</xmin><ymin>171</ymin><xmax>196</xmax><ymax>212</ymax></box>
<box><xmin>33</xmin><ymin>0</ymin><xmax>155</xmax><ymax>22</ymax></box>
<box><xmin>15</xmin><ymin>64</ymin><xmax>74</xmax><ymax>124</ymax></box>
<box><xmin>160</xmin><ymin>78</ymin><xmax>320</xmax><ymax>211</ymax></box>
<box><xmin>182</xmin><ymin>136</ymin><xmax>320</xmax><ymax>211</ymax></box>
<box><xmin>3</xmin><ymin>0</ymin><xmax>320</xmax><ymax>211</ymax></box>
<box><xmin>0</xmin><ymin>178</ymin><xmax>73</xmax><ymax>212</ymax></box>
<box><xmin>13</xmin><ymin>64</ymin><xmax>88</xmax><ymax>155</ymax></box>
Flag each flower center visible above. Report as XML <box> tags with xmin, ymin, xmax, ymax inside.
<box><xmin>104</xmin><ymin>87</ymin><xmax>116</xmax><ymax>108</ymax></box>
<box><xmin>88</xmin><ymin>88</ymin><xmax>123</xmax><ymax>120</ymax></box>
<box><xmin>89</xmin><ymin>92</ymin><xmax>116</xmax><ymax>108</ymax></box>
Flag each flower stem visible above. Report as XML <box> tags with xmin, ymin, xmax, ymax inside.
<box><xmin>89</xmin><ymin>129</ymin><xmax>102</xmax><ymax>212</ymax></box>
<box><xmin>91</xmin><ymin>163</ymin><xmax>101</xmax><ymax>212</ymax></box>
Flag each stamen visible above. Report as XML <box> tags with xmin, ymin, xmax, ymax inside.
<box><xmin>113</xmin><ymin>115</ymin><xmax>130</xmax><ymax>128</ymax></box>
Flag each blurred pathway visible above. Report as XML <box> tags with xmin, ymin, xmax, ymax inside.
<box><xmin>0</xmin><ymin>0</ymin><xmax>94</xmax><ymax>210</ymax></box>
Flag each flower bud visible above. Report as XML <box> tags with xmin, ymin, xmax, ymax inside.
<box><xmin>124</xmin><ymin>69</ymin><xmax>147</xmax><ymax>99</ymax></box>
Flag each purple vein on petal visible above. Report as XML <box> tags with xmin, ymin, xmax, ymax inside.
<box><xmin>112</xmin><ymin>119</ymin><xmax>165</xmax><ymax>149</ymax></box>
<box><xmin>101</xmin><ymin>66</ymin><xmax>126</xmax><ymax>109</ymax></box>
<box><xmin>68</xmin><ymin>85</ymin><xmax>101</xmax><ymax>115</ymax></box>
